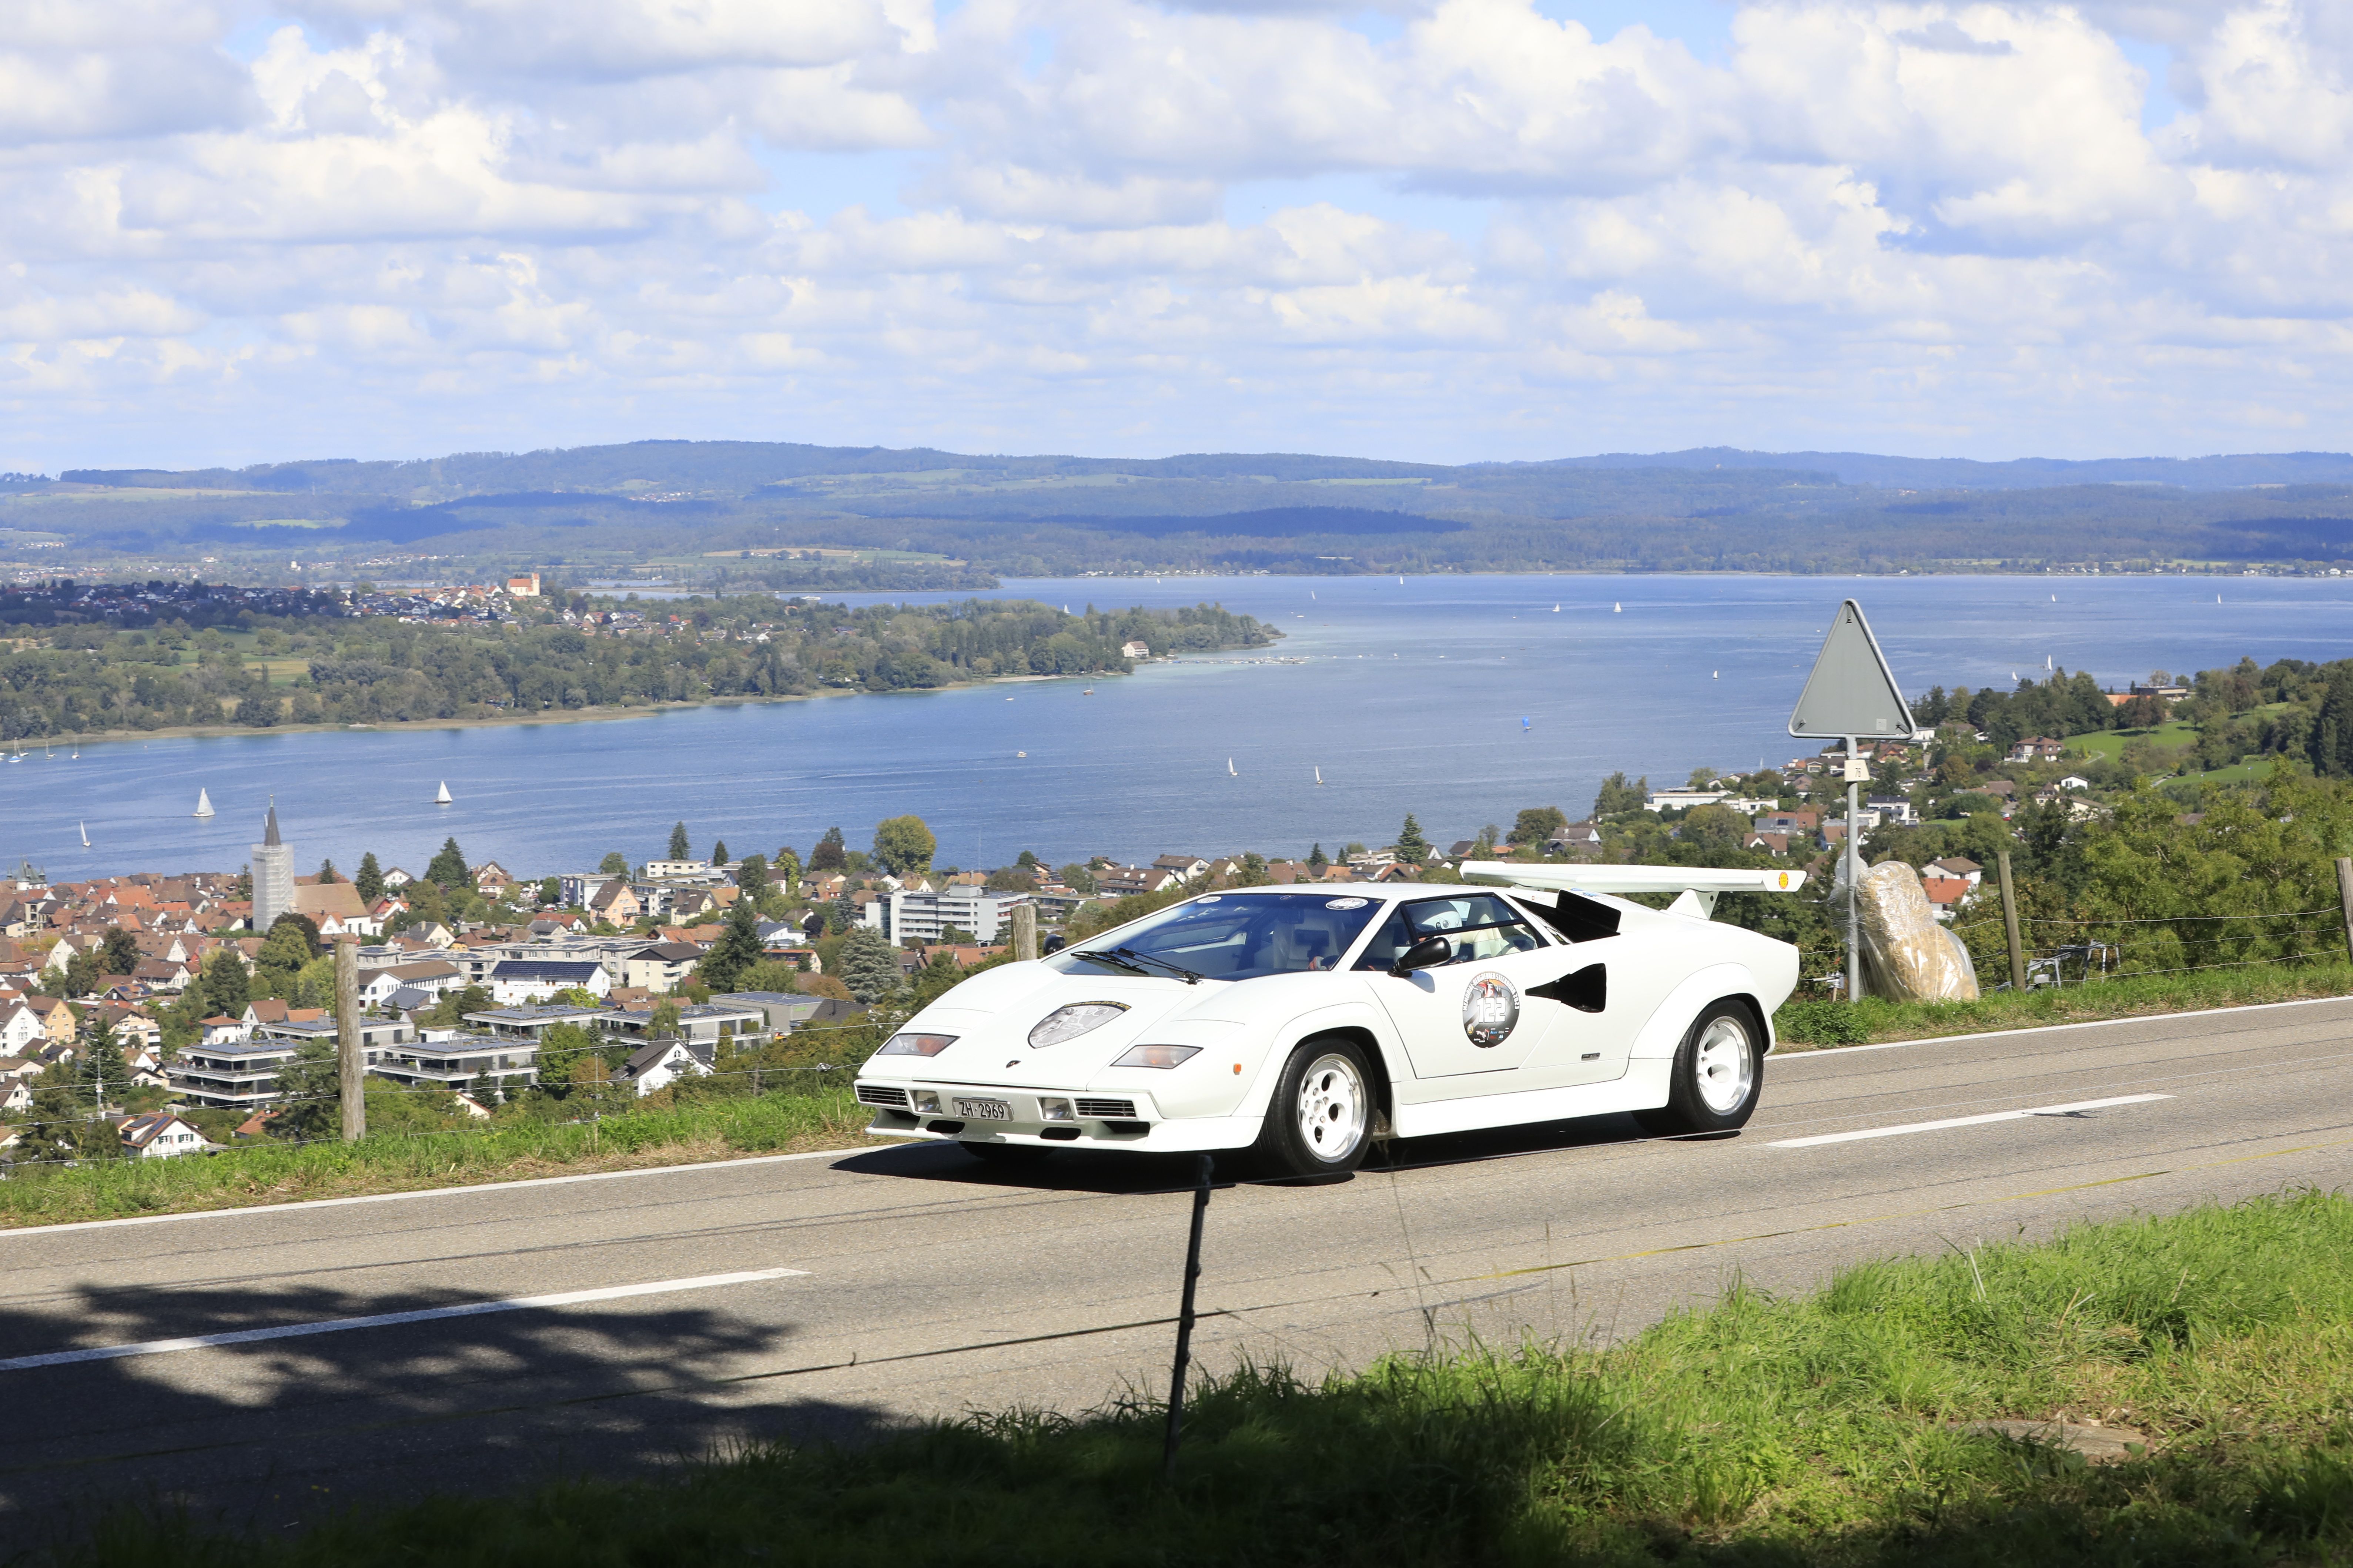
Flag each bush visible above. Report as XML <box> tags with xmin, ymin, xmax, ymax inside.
<box><xmin>1773</xmin><ymin>996</ymin><xmax>1870</xmax><ymax>1044</ymax></box>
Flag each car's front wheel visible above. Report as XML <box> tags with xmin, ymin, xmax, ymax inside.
<box><xmin>1244</xmin><ymin>1037</ymin><xmax>1377</xmax><ymax>1179</ymax></box>
<box><xmin>1636</xmin><ymin>1000</ymin><xmax>1763</xmax><ymax>1137</ymax></box>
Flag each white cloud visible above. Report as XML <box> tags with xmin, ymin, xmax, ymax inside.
<box><xmin>3</xmin><ymin>0</ymin><xmax>2353</xmax><ymax>469</ymax></box>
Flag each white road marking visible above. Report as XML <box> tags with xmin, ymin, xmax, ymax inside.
<box><xmin>1768</xmin><ymin>1093</ymin><xmax>2172</xmax><ymax>1149</ymax></box>
<box><xmin>0</xmin><ymin>1147</ymin><xmax>873</xmax><ymax>1241</ymax></box>
<box><xmin>0</xmin><ymin>1267</ymin><xmax>807</xmax><ymax>1373</ymax></box>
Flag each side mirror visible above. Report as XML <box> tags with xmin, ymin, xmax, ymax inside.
<box><xmin>1389</xmin><ymin>934</ymin><xmax>1452</xmax><ymax>976</ymax></box>
<box><xmin>1041</xmin><ymin>933</ymin><xmax>1066</xmax><ymax>955</ymax></box>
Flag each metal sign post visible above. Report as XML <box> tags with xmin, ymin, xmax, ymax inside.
<box><xmin>1789</xmin><ymin>601</ymin><xmax>1917</xmax><ymax>1004</ymax></box>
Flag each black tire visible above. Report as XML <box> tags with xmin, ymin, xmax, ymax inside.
<box><xmin>1244</xmin><ymin>1037</ymin><xmax>1378</xmax><ymax>1179</ymax></box>
<box><xmin>961</xmin><ymin>1141</ymin><xmax>1049</xmax><ymax>1167</ymax></box>
<box><xmin>1634</xmin><ymin>1000</ymin><xmax>1764</xmax><ymax>1138</ymax></box>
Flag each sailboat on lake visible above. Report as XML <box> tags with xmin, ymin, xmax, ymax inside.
<box><xmin>1314</xmin><ymin>766</ymin><xmax>1324</xmax><ymax>785</ymax></box>
<box><xmin>1228</xmin><ymin>758</ymin><xmax>1237</xmax><ymax>777</ymax></box>
<box><xmin>79</xmin><ymin>821</ymin><xmax>89</xmax><ymax>848</ymax></box>
<box><xmin>434</xmin><ymin>781</ymin><xmax>453</xmax><ymax>805</ymax></box>
<box><xmin>193</xmin><ymin>788</ymin><xmax>214</xmax><ymax>819</ymax></box>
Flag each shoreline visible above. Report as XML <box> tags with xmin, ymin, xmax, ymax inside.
<box><xmin>46</xmin><ymin>671</ymin><xmax>1119</xmax><ymax>751</ymax></box>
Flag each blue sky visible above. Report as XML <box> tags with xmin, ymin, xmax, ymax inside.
<box><xmin>2</xmin><ymin>0</ymin><xmax>2347</xmax><ymax>471</ymax></box>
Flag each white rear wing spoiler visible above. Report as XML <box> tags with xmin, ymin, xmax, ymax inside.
<box><xmin>1460</xmin><ymin>861</ymin><xmax>1808</xmax><ymax>919</ymax></box>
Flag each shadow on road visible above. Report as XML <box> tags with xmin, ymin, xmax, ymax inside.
<box><xmin>0</xmin><ymin>1269</ymin><xmax>898</xmax><ymax>1552</ymax></box>
<box><xmin>830</xmin><ymin>1110</ymin><xmax>1661</xmax><ymax>1194</ymax></box>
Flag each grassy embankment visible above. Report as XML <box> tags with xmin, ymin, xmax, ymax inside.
<box><xmin>65</xmin><ymin>1190</ymin><xmax>2353</xmax><ymax>1566</ymax></box>
<box><xmin>1770</xmin><ymin>958</ymin><xmax>2353</xmax><ymax>1048</ymax></box>
<box><xmin>0</xmin><ymin>1086</ymin><xmax>876</xmax><ymax>1229</ymax></box>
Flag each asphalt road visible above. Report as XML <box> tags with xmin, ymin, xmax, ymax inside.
<box><xmin>6</xmin><ymin>996</ymin><xmax>2353</xmax><ymax>1546</ymax></box>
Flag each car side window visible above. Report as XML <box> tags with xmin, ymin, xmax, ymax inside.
<box><xmin>1353</xmin><ymin>895</ymin><xmax>1543</xmax><ymax>969</ymax></box>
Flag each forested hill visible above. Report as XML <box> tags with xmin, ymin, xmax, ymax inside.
<box><xmin>11</xmin><ymin>438</ymin><xmax>2353</xmax><ymax>583</ymax></box>
<box><xmin>0</xmin><ymin>594</ymin><xmax>1277</xmax><ymax>739</ymax></box>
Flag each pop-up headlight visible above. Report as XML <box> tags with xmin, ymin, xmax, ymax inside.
<box><xmin>1027</xmin><ymin>1002</ymin><xmax>1129</xmax><ymax>1049</ymax></box>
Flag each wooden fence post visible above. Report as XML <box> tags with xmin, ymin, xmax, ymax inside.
<box><xmin>1012</xmin><ymin>902</ymin><xmax>1038</xmax><ymax>962</ymax></box>
<box><xmin>1997</xmin><ymin>851</ymin><xmax>2028</xmax><ymax>993</ymax></box>
<box><xmin>2335</xmin><ymin>858</ymin><xmax>2353</xmax><ymax>968</ymax></box>
<box><xmin>336</xmin><ymin>937</ymin><xmax>366</xmax><ymax>1142</ymax></box>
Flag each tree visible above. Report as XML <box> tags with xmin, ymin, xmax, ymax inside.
<box><xmin>649</xmin><ymin>998</ymin><xmax>684</xmax><ymax>1038</ymax></box>
<box><xmin>599</xmin><ymin>851</ymin><xmax>630</xmax><ymax>877</ymax></box>
<box><xmin>418</xmin><ymin>984</ymin><xmax>491</xmax><ymax>1028</ymax></box>
<box><xmin>771</xmin><ymin>845</ymin><xmax>801</xmax><ymax>892</ymax></box>
<box><xmin>539</xmin><ymin>876</ymin><xmax>560</xmax><ymax>906</ymax></box>
<box><xmin>699</xmin><ymin>900</ymin><xmax>764</xmax><ymax>994</ymax></box>
<box><xmin>198</xmin><ymin>949</ymin><xmax>249</xmax><ymax>1018</ymax></box>
<box><xmin>1058</xmin><ymin>862</ymin><xmax>1098</xmax><ymax>895</ymax></box>
<box><xmin>75</xmin><ymin>1014</ymin><xmax>125</xmax><ymax>1113</ymax></box>
<box><xmin>669</xmin><ymin>821</ymin><xmax>692</xmax><ymax>860</ymax></box>
<box><xmin>1237</xmin><ymin>851</ymin><xmax>1270</xmax><ymax>887</ymax></box>
<box><xmin>317</xmin><ymin>858</ymin><xmax>339</xmax><ymax>883</ymax></box>
<box><xmin>1307</xmin><ymin>843</ymin><xmax>1329</xmax><ymax>872</ymax></box>
<box><xmin>872</xmin><ymin>815</ymin><xmax>937</xmax><ymax>876</ymax></box>
<box><xmin>838</xmin><ymin>926</ymin><xmax>902</xmax><ymax>1003</ymax></box>
<box><xmin>535</xmin><ymin>1022</ymin><xmax>601</xmax><ymax>1092</ymax></box>
<box><xmin>274</xmin><ymin>1040</ymin><xmax>342</xmax><ymax>1139</ymax></box>
<box><xmin>986</xmin><ymin>866</ymin><xmax>1037</xmax><ymax>892</ymax></box>
<box><xmin>1016</xmin><ymin>849</ymin><xmax>1040</xmax><ymax>871</ymax></box>
<box><xmin>426</xmin><ymin>836</ymin><xmax>471</xmax><ymax>890</ymax></box>
<box><xmin>1508</xmin><ymin>806</ymin><xmax>1568</xmax><ymax>847</ymax></box>
<box><xmin>100</xmin><ymin>926</ymin><xmax>140</xmax><ymax>978</ymax></box>
<box><xmin>1593</xmin><ymin>771</ymin><xmax>1647</xmax><ymax>817</ymax></box>
<box><xmin>354</xmin><ymin>852</ymin><xmax>384</xmax><ymax>904</ymax></box>
<box><xmin>61</xmin><ymin>949</ymin><xmax>102</xmax><ymax>999</ymax></box>
<box><xmin>1474</xmin><ymin>824</ymin><xmax>1500</xmax><ymax>855</ymax></box>
<box><xmin>292</xmin><ymin>954</ymin><xmax>338</xmax><ymax>1009</ymax></box>
<box><xmin>1395</xmin><ymin>814</ymin><xmax>1429</xmax><ymax>866</ymax></box>
<box><xmin>809</xmin><ymin>827</ymin><xmax>847</xmax><ymax>873</ymax></box>
<box><xmin>736</xmin><ymin>852</ymin><xmax>770</xmax><ymax>908</ymax></box>
<box><xmin>711</xmin><ymin>838</ymin><xmax>729</xmax><ymax>865</ymax></box>
<box><xmin>262</xmin><ymin>915</ymin><xmax>319</xmax><ymax>967</ymax></box>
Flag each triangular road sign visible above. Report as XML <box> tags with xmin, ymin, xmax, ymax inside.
<box><xmin>1789</xmin><ymin>600</ymin><xmax>1915</xmax><ymax>740</ymax></box>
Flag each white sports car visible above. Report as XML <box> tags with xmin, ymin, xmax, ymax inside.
<box><xmin>855</xmin><ymin>862</ymin><xmax>1808</xmax><ymax>1177</ymax></box>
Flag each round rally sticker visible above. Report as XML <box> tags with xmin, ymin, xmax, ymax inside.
<box><xmin>1325</xmin><ymin>897</ymin><xmax>1368</xmax><ymax>909</ymax></box>
<box><xmin>1462</xmin><ymin>972</ymin><xmax>1520</xmax><ymax>1048</ymax></box>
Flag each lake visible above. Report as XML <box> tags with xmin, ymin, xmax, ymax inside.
<box><xmin>11</xmin><ymin>573</ymin><xmax>2351</xmax><ymax>882</ymax></box>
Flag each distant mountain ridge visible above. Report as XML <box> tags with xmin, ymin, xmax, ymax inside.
<box><xmin>55</xmin><ymin>439</ymin><xmax>2353</xmax><ymax>497</ymax></box>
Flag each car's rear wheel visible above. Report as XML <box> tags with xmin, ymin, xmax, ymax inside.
<box><xmin>961</xmin><ymin>1141</ymin><xmax>1048</xmax><ymax>1167</ymax></box>
<box><xmin>1636</xmin><ymin>1001</ymin><xmax>1763</xmax><ymax>1138</ymax></box>
<box><xmin>1244</xmin><ymin>1038</ymin><xmax>1376</xmax><ymax>1179</ymax></box>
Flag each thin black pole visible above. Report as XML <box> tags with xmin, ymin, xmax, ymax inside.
<box><xmin>1162</xmin><ymin>1153</ymin><xmax>1214</xmax><ymax>1483</ymax></box>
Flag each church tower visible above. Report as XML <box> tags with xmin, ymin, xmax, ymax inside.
<box><xmin>251</xmin><ymin>800</ymin><xmax>294</xmax><ymax>934</ymax></box>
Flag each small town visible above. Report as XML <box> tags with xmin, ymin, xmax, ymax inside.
<box><xmin>0</xmin><ymin>654</ymin><xmax>2300</xmax><ymax>1166</ymax></box>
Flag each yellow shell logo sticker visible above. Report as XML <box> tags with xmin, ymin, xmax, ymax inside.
<box><xmin>1777</xmin><ymin>872</ymin><xmax>1790</xmax><ymax>889</ymax></box>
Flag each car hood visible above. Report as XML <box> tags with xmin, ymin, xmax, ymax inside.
<box><xmin>868</xmin><ymin>962</ymin><xmax>1225</xmax><ymax>1089</ymax></box>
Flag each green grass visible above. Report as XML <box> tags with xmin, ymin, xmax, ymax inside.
<box><xmin>1774</xmin><ymin>959</ymin><xmax>2353</xmax><ymax>1047</ymax></box>
<box><xmin>59</xmin><ymin>1191</ymin><xmax>2353</xmax><ymax>1566</ymax></box>
<box><xmin>2063</xmin><ymin>719</ymin><xmax>2198</xmax><ymax>760</ymax></box>
<box><xmin>0</xmin><ymin>1085</ymin><xmax>874</xmax><ymax>1228</ymax></box>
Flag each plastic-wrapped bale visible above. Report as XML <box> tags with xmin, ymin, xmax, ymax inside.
<box><xmin>1855</xmin><ymin>860</ymin><xmax>1980</xmax><ymax>1002</ymax></box>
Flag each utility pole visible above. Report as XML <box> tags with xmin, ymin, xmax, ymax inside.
<box><xmin>1011</xmin><ymin>902</ymin><xmax>1038</xmax><ymax>962</ymax></box>
<box><xmin>335</xmin><ymin>937</ymin><xmax>366</xmax><ymax>1141</ymax></box>
<box><xmin>1845</xmin><ymin>736</ymin><xmax>1865</xmax><ymax>1002</ymax></box>
<box><xmin>1998</xmin><ymin>851</ymin><xmax>2028</xmax><ymax>992</ymax></box>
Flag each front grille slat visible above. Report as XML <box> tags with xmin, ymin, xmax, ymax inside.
<box><xmin>1075</xmin><ymin>1098</ymin><xmax>1136</xmax><ymax>1119</ymax></box>
<box><xmin>856</xmin><ymin>1084</ymin><xmax>910</xmax><ymax>1108</ymax></box>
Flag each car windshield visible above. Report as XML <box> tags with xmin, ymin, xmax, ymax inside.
<box><xmin>1354</xmin><ymin>893</ymin><xmax>1545</xmax><ymax>969</ymax></box>
<box><xmin>1052</xmin><ymin>892</ymin><xmax>1385</xmax><ymax>982</ymax></box>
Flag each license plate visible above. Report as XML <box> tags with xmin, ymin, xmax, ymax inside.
<box><xmin>954</xmin><ymin>1098</ymin><xmax>1012</xmax><ymax>1121</ymax></box>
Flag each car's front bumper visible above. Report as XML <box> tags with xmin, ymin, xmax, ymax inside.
<box><xmin>855</xmin><ymin>1078</ymin><xmax>1260</xmax><ymax>1153</ymax></box>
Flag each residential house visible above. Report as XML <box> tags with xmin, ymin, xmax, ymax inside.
<box><xmin>1755</xmin><ymin>810</ymin><xmax>1821</xmax><ymax>838</ymax></box>
<box><xmin>588</xmin><ymin>880</ymin><xmax>643</xmax><ymax>925</ymax></box>
<box><xmin>1644</xmin><ymin>788</ymin><xmax>1730</xmax><ymax>813</ymax></box>
<box><xmin>1095</xmin><ymin>865</ymin><xmax>1180</xmax><ymax>899</ymax></box>
<box><xmin>198</xmin><ymin>1015</ymin><xmax>250</xmax><ymax>1045</ymax></box>
<box><xmin>462</xmin><ymin>1004</ymin><xmax>610</xmax><ymax>1039</ymax></box>
<box><xmin>291</xmin><ymin>880</ymin><xmax>377</xmax><ymax>937</ymax></box>
<box><xmin>358</xmin><ymin>959</ymin><xmax>463</xmax><ymax>1008</ymax></box>
<box><xmin>2007</xmin><ymin>737</ymin><xmax>2067</xmax><ymax>763</ymax></box>
<box><xmin>116</xmin><ymin>1111</ymin><xmax>207</xmax><ymax>1159</ymax></box>
<box><xmin>620</xmin><ymin>1038</ymin><xmax>713</xmax><ymax>1096</ymax></box>
<box><xmin>1920</xmin><ymin>874</ymin><xmax>1973</xmax><ymax>921</ymax></box>
<box><xmin>370</xmin><ymin>1032</ymin><xmax>539</xmax><ymax>1098</ymax></box>
<box><xmin>1744</xmin><ymin>832</ymin><xmax>1793</xmax><ymax>855</ymax></box>
<box><xmin>716</xmin><ymin>992</ymin><xmax>865</xmax><ymax>1036</ymax></box>
<box><xmin>1120</xmin><ymin>639</ymin><xmax>1150</xmax><ymax>659</ymax></box>
<box><xmin>886</xmin><ymin>887</ymin><xmax>1034</xmax><ymax>947</ymax></box>
<box><xmin>0</xmin><ymin>1002</ymin><xmax>46</xmax><ymax>1056</ymax></box>
<box><xmin>380</xmin><ymin>866</ymin><xmax>414</xmax><ymax>889</ymax></box>
<box><xmin>643</xmin><ymin>858</ymin><xmax>712</xmax><ymax>880</ymax></box>
<box><xmin>1867</xmin><ymin>796</ymin><xmax>1919</xmax><ymax>827</ymax></box>
<box><xmin>620</xmin><ymin>942</ymin><xmax>704</xmax><ymax>994</ymax></box>
<box><xmin>169</xmin><ymin>1039</ymin><xmax>305</xmax><ymax>1110</ymax></box>
<box><xmin>1152</xmin><ymin>855</ymin><xmax>1211</xmax><ymax>881</ymax></box>
<box><xmin>485</xmin><ymin>959</ymin><xmax>612</xmax><ymax>1006</ymax></box>
<box><xmin>244</xmin><ymin>999</ymin><xmax>327</xmax><ymax>1029</ymax></box>
<box><xmin>1547</xmin><ymin>822</ymin><xmax>1606</xmax><ymax>853</ymax></box>
<box><xmin>472</xmin><ymin>861</ymin><xmax>515</xmax><ymax>895</ymax></box>
<box><xmin>598</xmin><ymin>1001</ymin><xmax>767</xmax><ymax>1045</ymax></box>
<box><xmin>1927</xmin><ymin>857</ymin><xmax>1984</xmax><ymax>888</ymax></box>
<box><xmin>0</xmin><ymin>1073</ymin><xmax>29</xmax><ymax>1114</ymax></box>
<box><xmin>2058</xmin><ymin>774</ymin><xmax>2092</xmax><ymax>791</ymax></box>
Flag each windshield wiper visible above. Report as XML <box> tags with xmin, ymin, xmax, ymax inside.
<box><xmin>1108</xmin><ymin>946</ymin><xmax>1202</xmax><ymax>984</ymax></box>
<box><xmin>1071</xmin><ymin>947</ymin><xmax>1152</xmax><ymax>977</ymax></box>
